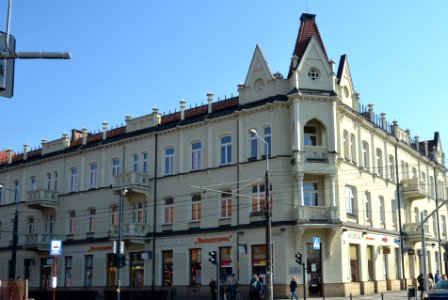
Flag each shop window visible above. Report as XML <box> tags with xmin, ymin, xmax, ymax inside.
<box><xmin>162</xmin><ymin>250</ymin><xmax>173</xmax><ymax>286</ymax></box>
<box><xmin>130</xmin><ymin>252</ymin><xmax>144</xmax><ymax>287</ymax></box>
<box><xmin>40</xmin><ymin>257</ymin><xmax>52</xmax><ymax>289</ymax></box>
<box><xmin>107</xmin><ymin>254</ymin><xmax>116</xmax><ymax>287</ymax></box>
<box><xmin>84</xmin><ymin>255</ymin><xmax>93</xmax><ymax>287</ymax></box>
<box><xmin>220</xmin><ymin>247</ymin><xmax>233</xmax><ymax>279</ymax></box>
<box><xmin>367</xmin><ymin>246</ymin><xmax>374</xmax><ymax>281</ymax></box>
<box><xmin>65</xmin><ymin>256</ymin><xmax>73</xmax><ymax>287</ymax></box>
<box><xmin>252</xmin><ymin>245</ymin><xmax>267</xmax><ymax>282</ymax></box>
<box><xmin>349</xmin><ymin>244</ymin><xmax>359</xmax><ymax>282</ymax></box>
<box><xmin>190</xmin><ymin>249</ymin><xmax>202</xmax><ymax>285</ymax></box>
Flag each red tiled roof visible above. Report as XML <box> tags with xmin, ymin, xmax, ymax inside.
<box><xmin>287</xmin><ymin>13</ymin><xmax>329</xmax><ymax>79</ymax></box>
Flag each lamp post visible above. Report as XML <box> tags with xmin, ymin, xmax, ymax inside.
<box><xmin>249</xmin><ymin>129</ymin><xmax>273</xmax><ymax>300</ymax></box>
<box><xmin>0</xmin><ymin>184</ymin><xmax>19</xmax><ymax>279</ymax></box>
<box><xmin>116</xmin><ymin>188</ymin><xmax>127</xmax><ymax>300</ymax></box>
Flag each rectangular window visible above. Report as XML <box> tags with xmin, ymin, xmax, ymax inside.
<box><xmin>90</xmin><ymin>164</ymin><xmax>97</xmax><ymax>188</ymax></box>
<box><xmin>111</xmin><ymin>205</ymin><xmax>118</xmax><ymax>226</ymax></box>
<box><xmin>264</xmin><ymin>126</ymin><xmax>272</xmax><ymax>156</ymax></box>
<box><xmin>70</xmin><ymin>168</ymin><xmax>77</xmax><ymax>192</ymax></box>
<box><xmin>364</xmin><ymin>192</ymin><xmax>371</xmax><ymax>223</ymax></box>
<box><xmin>191</xmin><ymin>142</ymin><xmax>202</xmax><ymax>170</ymax></box>
<box><xmin>132</xmin><ymin>202</ymin><xmax>147</xmax><ymax>224</ymax></box>
<box><xmin>343</xmin><ymin>130</ymin><xmax>349</xmax><ymax>159</ymax></box>
<box><xmin>53</xmin><ymin>172</ymin><xmax>58</xmax><ymax>191</ymax></box>
<box><xmin>142</xmin><ymin>153</ymin><xmax>149</xmax><ymax>174</ymax></box>
<box><xmin>388</xmin><ymin>155</ymin><xmax>395</xmax><ymax>181</ymax></box>
<box><xmin>252</xmin><ymin>185</ymin><xmax>265</xmax><ymax>213</ymax></box>
<box><xmin>391</xmin><ymin>199</ymin><xmax>398</xmax><ymax>230</ymax></box>
<box><xmin>367</xmin><ymin>246</ymin><xmax>374</xmax><ymax>281</ymax></box>
<box><xmin>190</xmin><ymin>249</ymin><xmax>202</xmax><ymax>285</ymax></box>
<box><xmin>132</xmin><ymin>154</ymin><xmax>139</xmax><ymax>172</ymax></box>
<box><xmin>221</xmin><ymin>191</ymin><xmax>232</xmax><ymax>218</ymax></box>
<box><xmin>346</xmin><ymin>186</ymin><xmax>355</xmax><ymax>215</ymax></box>
<box><xmin>379</xmin><ymin>197</ymin><xmax>386</xmax><ymax>227</ymax></box>
<box><xmin>68</xmin><ymin>211</ymin><xmax>76</xmax><ymax>234</ymax></box>
<box><xmin>14</xmin><ymin>180</ymin><xmax>19</xmax><ymax>202</ymax></box>
<box><xmin>65</xmin><ymin>256</ymin><xmax>73</xmax><ymax>287</ymax></box>
<box><xmin>130</xmin><ymin>252</ymin><xmax>144</xmax><ymax>287</ymax></box>
<box><xmin>304</xmin><ymin>183</ymin><xmax>318</xmax><ymax>206</ymax></box>
<box><xmin>304</xmin><ymin>126</ymin><xmax>317</xmax><ymax>146</ymax></box>
<box><xmin>164</xmin><ymin>197</ymin><xmax>174</xmax><ymax>225</ymax></box>
<box><xmin>442</xmin><ymin>216</ymin><xmax>447</xmax><ymax>237</ymax></box>
<box><xmin>362</xmin><ymin>141</ymin><xmax>369</xmax><ymax>170</ymax></box>
<box><xmin>112</xmin><ymin>159</ymin><xmax>120</xmax><ymax>178</ymax></box>
<box><xmin>350</xmin><ymin>134</ymin><xmax>357</xmax><ymax>164</ymax></box>
<box><xmin>88</xmin><ymin>208</ymin><xmax>96</xmax><ymax>232</ymax></box>
<box><xmin>165</xmin><ymin>147</ymin><xmax>175</xmax><ymax>175</ymax></box>
<box><xmin>27</xmin><ymin>216</ymin><xmax>34</xmax><ymax>234</ymax></box>
<box><xmin>30</xmin><ymin>176</ymin><xmax>37</xmax><ymax>191</ymax></box>
<box><xmin>220</xmin><ymin>136</ymin><xmax>232</xmax><ymax>165</ymax></box>
<box><xmin>349</xmin><ymin>244</ymin><xmax>359</xmax><ymax>282</ymax></box>
<box><xmin>376</xmin><ymin>148</ymin><xmax>383</xmax><ymax>176</ymax></box>
<box><xmin>84</xmin><ymin>255</ymin><xmax>93</xmax><ymax>287</ymax></box>
<box><xmin>162</xmin><ymin>250</ymin><xmax>173</xmax><ymax>286</ymax></box>
<box><xmin>252</xmin><ymin>245</ymin><xmax>267</xmax><ymax>282</ymax></box>
<box><xmin>45</xmin><ymin>214</ymin><xmax>54</xmax><ymax>234</ymax></box>
<box><xmin>191</xmin><ymin>194</ymin><xmax>202</xmax><ymax>221</ymax></box>
<box><xmin>250</xmin><ymin>133</ymin><xmax>258</xmax><ymax>159</ymax></box>
<box><xmin>47</xmin><ymin>173</ymin><xmax>51</xmax><ymax>190</ymax></box>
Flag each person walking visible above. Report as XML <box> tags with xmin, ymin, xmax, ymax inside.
<box><xmin>417</xmin><ymin>273</ymin><xmax>425</xmax><ymax>300</ymax></box>
<box><xmin>209</xmin><ymin>278</ymin><xmax>217</xmax><ymax>300</ymax></box>
<box><xmin>435</xmin><ymin>270</ymin><xmax>440</xmax><ymax>284</ymax></box>
<box><xmin>428</xmin><ymin>272</ymin><xmax>435</xmax><ymax>290</ymax></box>
<box><xmin>290</xmin><ymin>276</ymin><xmax>299</xmax><ymax>300</ymax></box>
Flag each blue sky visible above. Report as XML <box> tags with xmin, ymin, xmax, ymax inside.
<box><xmin>1</xmin><ymin>0</ymin><xmax>447</xmax><ymax>163</ymax></box>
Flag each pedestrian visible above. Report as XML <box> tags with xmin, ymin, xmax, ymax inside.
<box><xmin>417</xmin><ymin>273</ymin><xmax>425</xmax><ymax>300</ymax></box>
<box><xmin>249</xmin><ymin>273</ymin><xmax>263</xmax><ymax>300</ymax></box>
<box><xmin>435</xmin><ymin>270</ymin><xmax>440</xmax><ymax>283</ymax></box>
<box><xmin>290</xmin><ymin>276</ymin><xmax>299</xmax><ymax>300</ymax></box>
<box><xmin>442</xmin><ymin>273</ymin><xmax>447</xmax><ymax>280</ymax></box>
<box><xmin>209</xmin><ymin>278</ymin><xmax>217</xmax><ymax>300</ymax></box>
<box><xmin>428</xmin><ymin>272</ymin><xmax>435</xmax><ymax>290</ymax></box>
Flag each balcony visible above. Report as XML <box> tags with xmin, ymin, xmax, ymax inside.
<box><xmin>401</xmin><ymin>178</ymin><xmax>427</xmax><ymax>200</ymax></box>
<box><xmin>110</xmin><ymin>223</ymin><xmax>151</xmax><ymax>244</ymax></box>
<box><xmin>26</xmin><ymin>189</ymin><xmax>59</xmax><ymax>209</ymax></box>
<box><xmin>402</xmin><ymin>222</ymin><xmax>434</xmax><ymax>241</ymax></box>
<box><xmin>20</xmin><ymin>233</ymin><xmax>55</xmax><ymax>251</ymax></box>
<box><xmin>296</xmin><ymin>205</ymin><xmax>337</xmax><ymax>224</ymax></box>
<box><xmin>303</xmin><ymin>146</ymin><xmax>328</xmax><ymax>162</ymax></box>
<box><xmin>113</xmin><ymin>172</ymin><xmax>151</xmax><ymax>193</ymax></box>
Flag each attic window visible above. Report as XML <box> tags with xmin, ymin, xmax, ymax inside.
<box><xmin>308</xmin><ymin>68</ymin><xmax>320</xmax><ymax>80</ymax></box>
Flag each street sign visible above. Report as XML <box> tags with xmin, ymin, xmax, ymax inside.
<box><xmin>50</xmin><ymin>240</ymin><xmax>62</xmax><ymax>256</ymax></box>
<box><xmin>312</xmin><ymin>237</ymin><xmax>321</xmax><ymax>250</ymax></box>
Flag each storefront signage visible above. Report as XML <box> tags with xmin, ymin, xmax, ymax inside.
<box><xmin>347</xmin><ymin>232</ymin><xmax>362</xmax><ymax>240</ymax></box>
<box><xmin>88</xmin><ymin>245</ymin><xmax>112</xmax><ymax>252</ymax></box>
<box><xmin>159</xmin><ymin>238</ymin><xmax>187</xmax><ymax>247</ymax></box>
<box><xmin>195</xmin><ymin>236</ymin><xmax>231</xmax><ymax>245</ymax></box>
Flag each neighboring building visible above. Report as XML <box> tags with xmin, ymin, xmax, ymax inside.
<box><xmin>0</xmin><ymin>13</ymin><xmax>446</xmax><ymax>298</ymax></box>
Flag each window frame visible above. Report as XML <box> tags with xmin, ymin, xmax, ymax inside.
<box><xmin>165</xmin><ymin>147</ymin><xmax>175</xmax><ymax>175</ymax></box>
<box><xmin>191</xmin><ymin>141</ymin><xmax>202</xmax><ymax>171</ymax></box>
<box><xmin>220</xmin><ymin>135</ymin><xmax>232</xmax><ymax>166</ymax></box>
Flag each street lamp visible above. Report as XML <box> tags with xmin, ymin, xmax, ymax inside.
<box><xmin>0</xmin><ymin>184</ymin><xmax>19</xmax><ymax>279</ymax></box>
<box><xmin>249</xmin><ymin>128</ymin><xmax>273</xmax><ymax>300</ymax></box>
<box><xmin>116</xmin><ymin>188</ymin><xmax>127</xmax><ymax>300</ymax></box>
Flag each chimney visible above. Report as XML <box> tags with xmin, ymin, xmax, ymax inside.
<box><xmin>152</xmin><ymin>107</ymin><xmax>161</xmax><ymax>126</ymax></box>
<box><xmin>415</xmin><ymin>135</ymin><xmax>420</xmax><ymax>151</ymax></box>
<box><xmin>367</xmin><ymin>103</ymin><xmax>374</xmax><ymax>122</ymax></box>
<box><xmin>405</xmin><ymin>129</ymin><xmax>411</xmax><ymax>144</ymax></box>
<box><xmin>102</xmin><ymin>121</ymin><xmax>108</xmax><ymax>140</ymax></box>
<box><xmin>207</xmin><ymin>93</ymin><xmax>214</xmax><ymax>114</ymax></box>
<box><xmin>424</xmin><ymin>141</ymin><xmax>429</xmax><ymax>156</ymax></box>
<box><xmin>23</xmin><ymin>144</ymin><xmax>29</xmax><ymax>160</ymax></box>
<box><xmin>62</xmin><ymin>133</ymin><xmax>70</xmax><ymax>148</ymax></box>
<box><xmin>82</xmin><ymin>128</ymin><xmax>88</xmax><ymax>145</ymax></box>
<box><xmin>7</xmin><ymin>148</ymin><xmax>13</xmax><ymax>164</ymax></box>
<box><xmin>433</xmin><ymin>146</ymin><xmax>439</xmax><ymax>162</ymax></box>
<box><xmin>41</xmin><ymin>138</ymin><xmax>47</xmax><ymax>147</ymax></box>
<box><xmin>125</xmin><ymin>115</ymin><xmax>132</xmax><ymax>122</ymax></box>
<box><xmin>180</xmin><ymin>99</ymin><xmax>186</xmax><ymax>120</ymax></box>
<box><xmin>392</xmin><ymin>120</ymin><xmax>398</xmax><ymax>137</ymax></box>
<box><xmin>380</xmin><ymin>112</ymin><xmax>387</xmax><ymax>131</ymax></box>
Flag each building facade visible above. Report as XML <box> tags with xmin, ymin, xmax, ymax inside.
<box><xmin>0</xmin><ymin>13</ymin><xmax>446</xmax><ymax>298</ymax></box>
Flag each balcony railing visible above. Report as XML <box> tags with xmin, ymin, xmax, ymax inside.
<box><xmin>110</xmin><ymin>223</ymin><xmax>151</xmax><ymax>239</ymax></box>
<box><xmin>20</xmin><ymin>233</ymin><xmax>55</xmax><ymax>250</ymax></box>
<box><xmin>27</xmin><ymin>189</ymin><xmax>59</xmax><ymax>208</ymax></box>
<box><xmin>297</xmin><ymin>205</ymin><xmax>336</xmax><ymax>223</ymax></box>
<box><xmin>401</xmin><ymin>178</ymin><xmax>427</xmax><ymax>200</ymax></box>
<box><xmin>402</xmin><ymin>222</ymin><xmax>433</xmax><ymax>238</ymax></box>
<box><xmin>303</xmin><ymin>146</ymin><xmax>328</xmax><ymax>162</ymax></box>
<box><xmin>113</xmin><ymin>172</ymin><xmax>151</xmax><ymax>190</ymax></box>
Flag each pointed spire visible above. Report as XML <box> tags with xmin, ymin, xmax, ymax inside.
<box><xmin>288</xmin><ymin>13</ymin><xmax>329</xmax><ymax>79</ymax></box>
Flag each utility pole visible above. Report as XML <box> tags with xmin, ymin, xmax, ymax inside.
<box><xmin>116</xmin><ymin>189</ymin><xmax>127</xmax><ymax>300</ymax></box>
<box><xmin>0</xmin><ymin>0</ymin><xmax>70</xmax><ymax>98</ymax></box>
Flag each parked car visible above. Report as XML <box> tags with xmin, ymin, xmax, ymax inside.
<box><xmin>427</xmin><ymin>279</ymin><xmax>448</xmax><ymax>299</ymax></box>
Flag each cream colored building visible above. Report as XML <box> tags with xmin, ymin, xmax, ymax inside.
<box><xmin>0</xmin><ymin>13</ymin><xmax>446</xmax><ymax>298</ymax></box>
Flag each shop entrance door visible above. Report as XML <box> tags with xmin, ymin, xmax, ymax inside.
<box><xmin>306</xmin><ymin>242</ymin><xmax>322</xmax><ymax>297</ymax></box>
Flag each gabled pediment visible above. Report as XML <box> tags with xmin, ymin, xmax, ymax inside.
<box><xmin>244</xmin><ymin>44</ymin><xmax>274</xmax><ymax>87</ymax></box>
<box><xmin>336</xmin><ymin>54</ymin><xmax>357</xmax><ymax>108</ymax></box>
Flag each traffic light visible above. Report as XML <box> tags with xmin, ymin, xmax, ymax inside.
<box><xmin>209</xmin><ymin>251</ymin><xmax>217</xmax><ymax>265</ymax></box>
<box><xmin>114</xmin><ymin>254</ymin><xmax>127</xmax><ymax>268</ymax></box>
<box><xmin>0</xmin><ymin>32</ymin><xmax>15</xmax><ymax>98</ymax></box>
<box><xmin>295</xmin><ymin>252</ymin><xmax>302</xmax><ymax>265</ymax></box>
